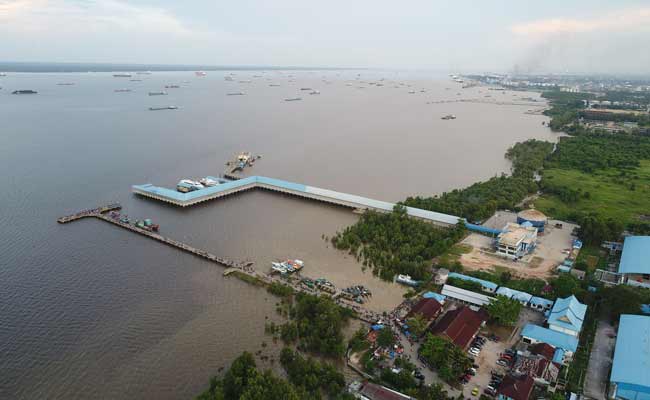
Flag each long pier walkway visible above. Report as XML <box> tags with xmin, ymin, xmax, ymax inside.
<box><xmin>57</xmin><ymin>204</ymin><xmax>253</xmax><ymax>269</ymax></box>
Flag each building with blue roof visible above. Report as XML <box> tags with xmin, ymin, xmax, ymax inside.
<box><xmin>529</xmin><ymin>296</ymin><xmax>554</xmax><ymax>312</ymax></box>
<box><xmin>552</xmin><ymin>348</ymin><xmax>565</xmax><ymax>364</ymax></box>
<box><xmin>610</xmin><ymin>315</ymin><xmax>650</xmax><ymax>400</ymax></box>
<box><xmin>617</xmin><ymin>236</ymin><xmax>650</xmax><ymax>289</ymax></box>
<box><xmin>520</xmin><ymin>324</ymin><xmax>578</xmax><ymax>357</ymax></box>
<box><xmin>496</xmin><ymin>287</ymin><xmax>533</xmax><ymax>306</ymax></box>
<box><xmin>548</xmin><ymin>295</ymin><xmax>587</xmax><ymax>337</ymax></box>
<box><xmin>422</xmin><ymin>292</ymin><xmax>446</xmax><ymax>303</ymax></box>
<box><xmin>447</xmin><ymin>272</ymin><xmax>498</xmax><ymax>293</ymax></box>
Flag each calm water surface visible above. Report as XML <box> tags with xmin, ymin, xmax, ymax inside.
<box><xmin>0</xmin><ymin>70</ymin><xmax>557</xmax><ymax>399</ymax></box>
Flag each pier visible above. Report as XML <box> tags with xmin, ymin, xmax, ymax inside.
<box><xmin>132</xmin><ymin>176</ymin><xmax>502</xmax><ymax>234</ymax></box>
<box><xmin>58</xmin><ymin>204</ymin><xmax>253</xmax><ymax>269</ymax></box>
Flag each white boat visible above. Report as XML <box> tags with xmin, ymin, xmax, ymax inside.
<box><xmin>176</xmin><ymin>179</ymin><xmax>205</xmax><ymax>193</ymax></box>
<box><xmin>309</xmin><ymin>90</ymin><xmax>320</xmax><ymax>95</ymax></box>
<box><xmin>271</xmin><ymin>259</ymin><xmax>304</xmax><ymax>274</ymax></box>
<box><xmin>396</xmin><ymin>274</ymin><xmax>419</xmax><ymax>287</ymax></box>
<box><xmin>199</xmin><ymin>177</ymin><xmax>219</xmax><ymax>187</ymax></box>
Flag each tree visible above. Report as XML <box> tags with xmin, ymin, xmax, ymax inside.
<box><xmin>376</xmin><ymin>327</ymin><xmax>395</xmax><ymax>348</ymax></box>
<box><xmin>222</xmin><ymin>352</ymin><xmax>258</xmax><ymax>400</ymax></box>
<box><xmin>550</xmin><ymin>274</ymin><xmax>584</xmax><ymax>299</ymax></box>
<box><xmin>602</xmin><ymin>285</ymin><xmax>647</xmax><ymax>320</ymax></box>
<box><xmin>486</xmin><ymin>295</ymin><xmax>522</xmax><ymax>326</ymax></box>
<box><xmin>239</xmin><ymin>370</ymin><xmax>301</xmax><ymax>400</ymax></box>
<box><xmin>419</xmin><ymin>334</ymin><xmax>471</xmax><ymax>383</ymax></box>
<box><xmin>406</xmin><ymin>313</ymin><xmax>429</xmax><ymax>338</ymax></box>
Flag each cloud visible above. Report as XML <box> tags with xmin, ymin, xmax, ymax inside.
<box><xmin>0</xmin><ymin>0</ymin><xmax>200</xmax><ymax>37</ymax></box>
<box><xmin>511</xmin><ymin>7</ymin><xmax>650</xmax><ymax>36</ymax></box>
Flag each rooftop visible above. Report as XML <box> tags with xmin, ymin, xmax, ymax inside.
<box><xmin>406</xmin><ymin>298</ymin><xmax>442</xmax><ymax>320</ymax></box>
<box><xmin>441</xmin><ymin>284</ymin><xmax>494</xmax><ymax>307</ymax></box>
<box><xmin>496</xmin><ymin>286</ymin><xmax>533</xmax><ymax>303</ymax></box>
<box><xmin>517</xmin><ymin>209</ymin><xmax>548</xmax><ymax>222</ymax></box>
<box><xmin>498</xmin><ymin>374</ymin><xmax>535</xmax><ymax>400</ymax></box>
<box><xmin>422</xmin><ymin>292</ymin><xmax>446</xmax><ymax>303</ymax></box>
<box><xmin>521</xmin><ymin>324</ymin><xmax>579</xmax><ymax>352</ymax></box>
<box><xmin>618</xmin><ymin>236</ymin><xmax>650</xmax><ymax>275</ymax></box>
<box><xmin>359</xmin><ymin>382</ymin><xmax>414</xmax><ymax>400</ymax></box>
<box><xmin>530</xmin><ymin>342</ymin><xmax>556</xmax><ymax>360</ymax></box>
<box><xmin>548</xmin><ymin>295</ymin><xmax>587</xmax><ymax>333</ymax></box>
<box><xmin>610</xmin><ymin>315</ymin><xmax>650</xmax><ymax>394</ymax></box>
<box><xmin>529</xmin><ymin>296</ymin><xmax>554</xmax><ymax>310</ymax></box>
<box><xmin>430</xmin><ymin>306</ymin><xmax>487</xmax><ymax>349</ymax></box>
<box><xmin>498</xmin><ymin>223</ymin><xmax>537</xmax><ymax>246</ymax></box>
<box><xmin>448</xmin><ymin>272</ymin><xmax>498</xmax><ymax>290</ymax></box>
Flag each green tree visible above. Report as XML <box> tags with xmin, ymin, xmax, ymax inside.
<box><xmin>602</xmin><ymin>285</ymin><xmax>647</xmax><ymax>320</ymax></box>
<box><xmin>222</xmin><ymin>352</ymin><xmax>258</xmax><ymax>400</ymax></box>
<box><xmin>419</xmin><ymin>334</ymin><xmax>471</xmax><ymax>383</ymax></box>
<box><xmin>376</xmin><ymin>327</ymin><xmax>395</xmax><ymax>348</ymax></box>
<box><xmin>485</xmin><ymin>295</ymin><xmax>522</xmax><ymax>326</ymax></box>
<box><xmin>550</xmin><ymin>274</ymin><xmax>585</xmax><ymax>299</ymax></box>
<box><xmin>406</xmin><ymin>313</ymin><xmax>429</xmax><ymax>338</ymax></box>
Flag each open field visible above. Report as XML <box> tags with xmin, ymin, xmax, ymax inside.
<box><xmin>535</xmin><ymin>160</ymin><xmax>650</xmax><ymax>224</ymax></box>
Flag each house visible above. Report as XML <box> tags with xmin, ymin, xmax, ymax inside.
<box><xmin>406</xmin><ymin>298</ymin><xmax>442</xmax><ymax>324</ymax></box>
<box><xmin>616</xmin><ymin>236</ymin><xmax>650</xmax><ymax>289</ymax></box>
<box><xmin>528</xmin><ymin>296</ymin><xmax>554</xmax><ymax>312</ymax></box>
<box><xmin>520</xmin><ymin>324</ymin><xmax>578</xmax><ymax>363</ymax></box>
<box><xmin>435</xmin><ymin>268</ymin><xmax>449</xmax><ymax>285</ymax></box>
<box><xmin>441</xmin><ymin>284</ymin><xmax>494</xmax><ymax>308</ymax></box>
<box><xmin>430</xmin><ymin>306</ymin><xmax>487</xmax><ymax>350</ymax></box>
<box><xmin>447</xmin><ymin>272</ymin><xmax>498</xmax><ymax>293</ymax></box>
<box><xmin>496</xmin><ymin>287</ymin><xmax>533</xmax><ymax>306</ymax></box>
<box><xmin>497</xmin><ymin>374</ymin><xmax>535</xmax><ymax>400</ymax></box>
<box><xmin>514</xmin><ymin>342</ymin><xmax>561</xmax><ymax>387</ymax></box>
<box><xmin>609</xmin><ymin>315</ymin><xmax>650</xmax><ymax>400</ymax></box>
<box><xmin>356</xmin><ymin>381</ymin><xmax>414</xmax><ymax>400</ymax></box>
<box><xmin>548</xmin><ymin>295</ymin><xmax>587</xmax><ymax>337</ymax></box>
<box><xmin>496</xmin><ymin>222</ymin><xmax>538</xmax><ymax>259</ymax></box>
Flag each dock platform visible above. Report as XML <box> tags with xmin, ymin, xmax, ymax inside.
<box><xmin>58</xmin><ymin>205</ymin><xmax>253</xmax><ymax>269</ymax></box>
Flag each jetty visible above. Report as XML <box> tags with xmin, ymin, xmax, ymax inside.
<box><xmin>132</xmin><ymin>176</ymin><xmax>501</xmax><ymax>234</ymax></box>
<box><xmin>57</xmin><ymin>204</ymin><xmax>253</xmax><ymax>269</ymax></box>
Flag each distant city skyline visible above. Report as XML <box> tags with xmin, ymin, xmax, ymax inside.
<box><xmin>2</xmin><ymin>0</ymin><xmax>650</xmax><ymax>74</ymax></box>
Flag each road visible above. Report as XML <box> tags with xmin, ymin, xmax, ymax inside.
<box><xmin>583</xmin><ymin>320</ymin><xmax>616</xmax><ymax>400</ymax></box>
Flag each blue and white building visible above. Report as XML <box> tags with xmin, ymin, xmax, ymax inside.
<box><xmin>610</xmin><ymin>315</ymin><xmax>650</xmax><ymax>400</ymax></box>
<box><xmin>617</xmin><ymin>236</ymin><xmax>650</xmax><ymax>289</ymax></box>
<box><xmin>547</xmin><ymin>295</ymin><xmax>587</xmax><ymax>337</ymax></box>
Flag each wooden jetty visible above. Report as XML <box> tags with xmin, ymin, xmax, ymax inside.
<box><xmin>57</xmin><ymin>204</ymin><xmax>253</xmax><ymax>269</ymax></box>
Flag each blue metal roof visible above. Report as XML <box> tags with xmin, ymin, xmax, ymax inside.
<box><xmin>529</xmin><ymin>296</ymin><xmax>554</xmax><ymax>309</ymax></box>
<box><xmin>423</xmin><ymin>292</ymin><xmax>446</xmax><ymax>302</ymax></box>
<box><xmin>557</xmin><ymin>265</ymin><xmax>571</xmax><ymax>273</ymax></box>
<box><xmin>464</xmin><ymin>223</ymin><xmax>502</xmax><ymax>235</ymax></box>
<box><xmin>552</xmin><ymin>348</ymin><xmax>565</xmax><ymax>364</ymax></box>
<box><xmin>448</xmin><ymin>272</ymin><xmax>499</xmax><ymax>290</ymax></box>
<box><xmin>548</xmin><ymin>295</ymin><xmax>587</xmax><ymax>334</ymax></box>
<box><xmin>496</xmin><ymin>286</ymin><xmax>533</xmax><ymax>303</ymax></box>
<box><xmin>520</xmin><ymin>324</ymin><xmax>579</xmax><ymax>352</ymax></box>
<box><xmin>618</xmin><ymin>236</ymin><xmax>650</xmax><ymax>275</ymax></box>
<box><xmin>610</xmin><ymin>315</ymin><xmax>650</xmax><ymax>394</ymax></box>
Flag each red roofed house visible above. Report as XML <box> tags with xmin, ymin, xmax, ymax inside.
<box><xmin>406</xmin><ymin>298</ymin><xmax>442</xmax><ymax>322</ymax></box>
<box><xmin>429</xmin><ymin>306</ymin><xmax>487</xmax><ymax>350</ymax></box>
<box><xmin>497</xmin><ymin>374</ymin><xmax>535</xmax><ymax>400</ymax></box>
<box><xmin>530</xmin><ymin>342</ymin><xmax>555</xmax><ymax>360</ymax></box>
<box><xmin>358</xmin><ymin>381</ymin><xmax>414</xmax><ymax>400</ymax></box>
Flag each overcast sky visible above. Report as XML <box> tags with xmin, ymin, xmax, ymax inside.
<box><xmin>2</xmin><ymin>0</ymin><xmax>650</xmax><ymax>74</ymax></box>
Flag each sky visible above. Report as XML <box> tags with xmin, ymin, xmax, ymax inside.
<box><xmin>1</xmin><ymin>0</ymin><xmax>650</xmax><ymax>74</ymax></box>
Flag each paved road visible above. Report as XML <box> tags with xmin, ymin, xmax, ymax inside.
<box><xmin>583</xmin><ymin>320</ymin><xmax>616</xmax><ymax>400</ymax></box>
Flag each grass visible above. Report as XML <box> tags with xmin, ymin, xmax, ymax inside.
<box><xmin>536</xmin><ymin>160</ymin><xmax>650</xmax><ymax>225</ymax></box>
<box><xmin>230</xmin><ymin>271</ymin><xmax>267</xmax><ymax>287</ymax></box>
<box><xmin>437</xmin><ymin>243</ymin><xmax>472</xmax><ymax>267</ymax></box>
<box><xmin>575</xmin><ymin>245</ymin><xmax>607</xmax><ymax>273</ymax></box>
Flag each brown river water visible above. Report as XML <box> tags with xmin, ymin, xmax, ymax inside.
<box><xmin>0</xmin><ymin>70</ymin><xmax>558</xmax><ymax>399</ymax></box>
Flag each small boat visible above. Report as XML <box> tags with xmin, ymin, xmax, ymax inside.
<box><xmin>396</xmin><ymin>274</ymin><xmax>419</xmax><ymax>287</ymax></box>
<box><xmin>164</xmin><ymin>85</ymin><xmax>180</xmax><ymax>89</ymax></box>
<box><xmin>408</xmin><ymin>90</ymin><xmax>415</xmax><ymax>94</ymax></box>
<box><xmin>57</xmin><ymin>83</ymin><xmax>75</xmax><ymax>86</ymax></box>
<box><xmin>176</xmin><ymin>179</ymin><xmax>204</xmax><ymax>192</ymax></box>
<box><xmin>300</xmin><ymin>87</ymin><xmax>312</xmax><ymax>91</ymax></box>
<box><xmin>12</xmin><ymin>90</ymin><xmax>38</xmax><ymax>94</ymax></box>
<box><xmin>227</xmin><ymin>92</ymin><xmax>245</xmax><ymax>96</ymax></box>
<box><xmin>309</xmin><ymin>90</ymin><xmax>320</xmax><ymax>95</ymax></box>
<box><xmin>114</xmin><ymin>88</ymin><xmax>132</xmax><ymax>93</ymax></box>
<box><xmin>149</xmin><ymin>106</ymin><xmax>178</xmax><ymax>111</ymax></box>
<box><xmin>271</xmin><ymin>259</ymin><xmax>304</xmax><ymax>273</ymax></box>
<box><xmin>441</xmin><ymin>114</ymin><xmax>456</xmax><ymax>120</ymax></box>
<box><xmin>130</xmin><ymin>79</ymin><xmax>142</xmax><ymax>82</ymax></box>
<box><xmin>269</xmin><ymin>84</ymin><xmax>281</xmax><ymax>87</ymax></box>
<box><xmin>113</xmin><ymin>74</ymin><xmax>132</xmax><ymax>78</ymax></box>
<box><xmin>149</xmin><ymin>91</ymin><xmax>167</xmax><ymax>96</ymax></box>
<box><xmin>284</xmin><ymin>97</ymin><xmax>302</xmax><ymax>101</ymax></box>
<box><xmin>195</xmin><ymin>71</ymin><xmax>207</xmax><ymax>76</ymax></box>
<box><xmin>199</xmin><ymin>177</ymin><xmax>219</xmax><ymax>187</ymax></box>
<box><xmin>136</xmin><ymin>71</ymin><xmax>152</xmax><ymax>75</ymax></box>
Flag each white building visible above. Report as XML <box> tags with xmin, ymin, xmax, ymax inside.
<box><xmin>496</xmin><ymin>222</ymin><xmax>538</xmax><ymax>259</ymax></box>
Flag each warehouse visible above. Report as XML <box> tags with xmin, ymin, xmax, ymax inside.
<box><xmin>617</xmin><ymin>236</ymin><xmax>650</xmax><ymax>289</ymax></box>
<box><xmin>609</xmin><ymin>314</ymin><xmax>650</xmax><ymax>400</ymax></box>
<box><xmin>441</xmin><ymin>284</ymin><xmax>494</xmax><ymax>308</ymax></box>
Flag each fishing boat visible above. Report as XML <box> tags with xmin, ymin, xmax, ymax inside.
<box><xmin>271</xmin><ymin>259</ymin><xmax>304</xmax><ymax>273</ymax></box>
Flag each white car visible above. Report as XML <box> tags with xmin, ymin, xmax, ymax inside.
<box><xmin>468</xmin><ymin>349</ymin><xmax>480</xmax><ymax>356</ymax></box>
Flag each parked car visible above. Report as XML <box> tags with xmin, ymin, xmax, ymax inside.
<box><xmin>496</xmin><ymin>359</ymin><xmax>509</xmax><ymax>367</ymax></box>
